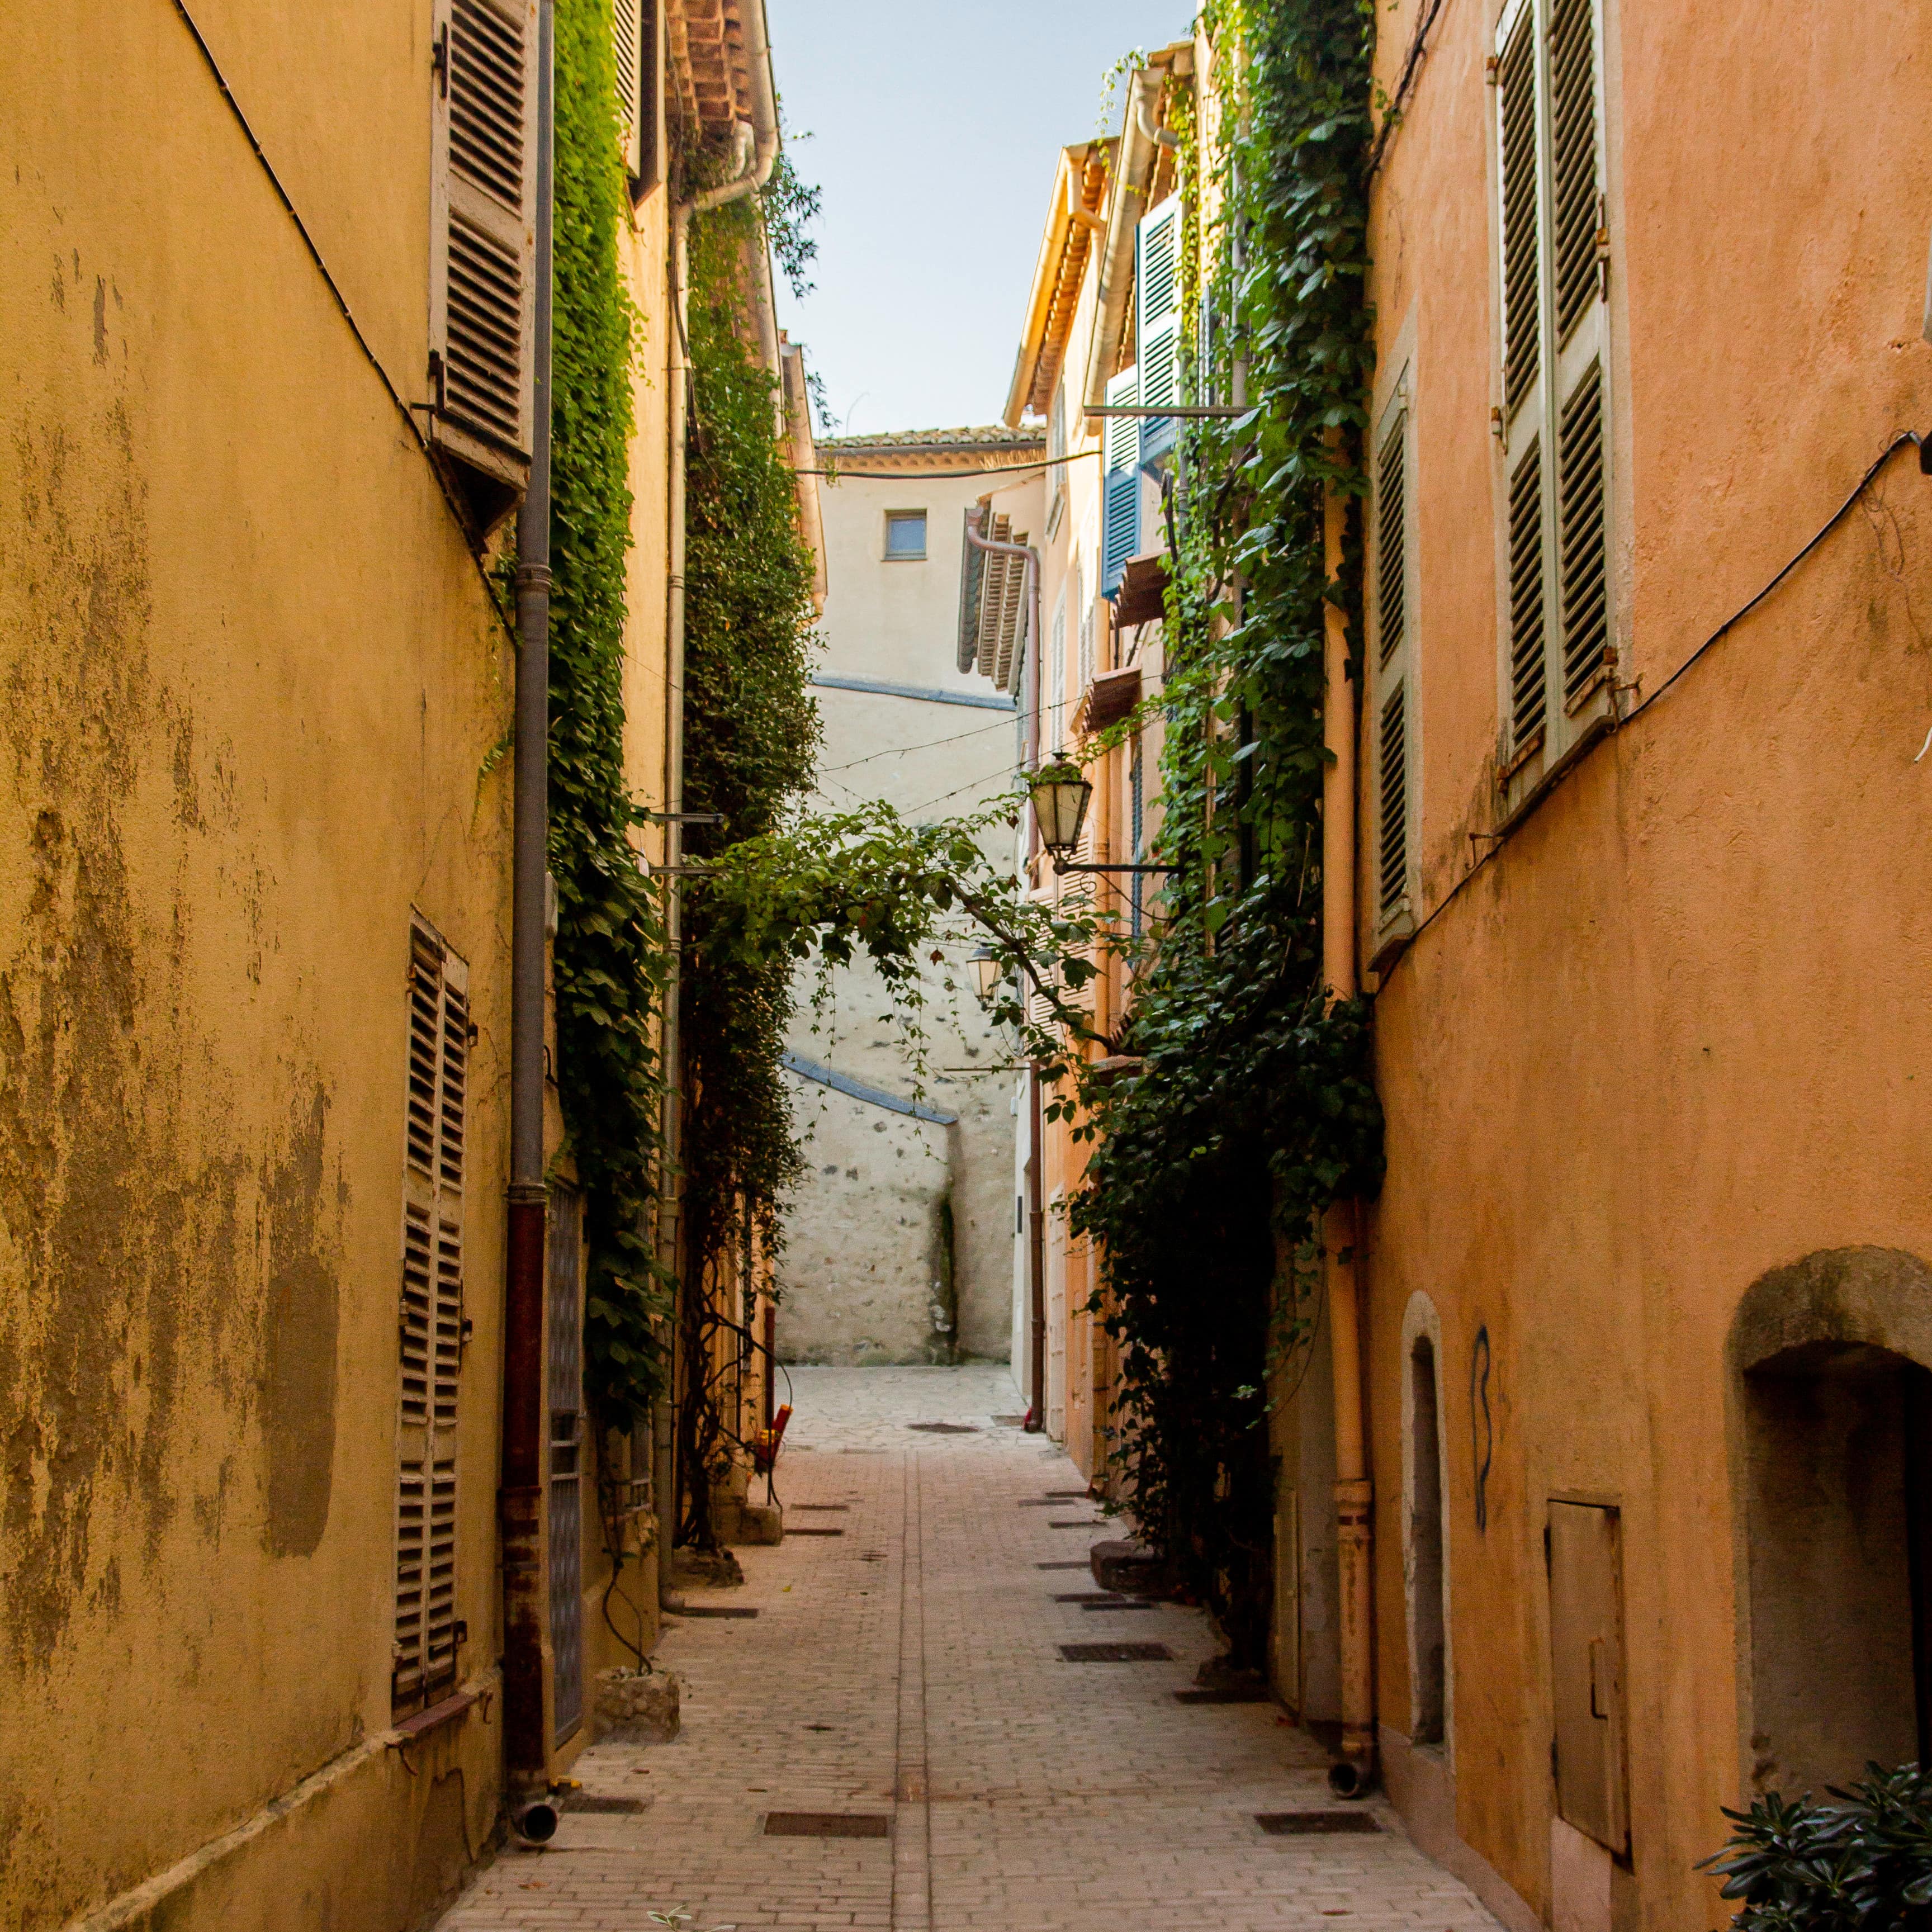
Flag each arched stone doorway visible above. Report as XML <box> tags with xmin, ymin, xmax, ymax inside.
<box><xmin>1729</xmin><ymin>1247</ymin><xmax>1932</xmax><ymax>1795</ymax></box>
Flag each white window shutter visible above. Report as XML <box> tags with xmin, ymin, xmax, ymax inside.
<box><xmin>429</xmin><ymin>0</ymin><xmax>537</xmax><ymax>530</ymax></box>
<box><xmin>1136</xmin><ymin>196</ymin><xmax>1182</xmax><ymax>461</ymax></box>
<box><xmin>393</xmin><ymin>920</ymin><xmax>469</xmax><ymax>1717</ymax></box>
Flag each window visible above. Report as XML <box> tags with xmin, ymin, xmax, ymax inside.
<box><xmin>1101</xmin><ymin>368</ymin><xmax>1140</xmax><ymax>594</ymax></box>
<box><xmin>885</xmin><ymin>509</ymin><xmax>927</xmax><ymax>559</ymax></box>
<box><xmin>1073</xmin><ymin>560</ymin><xmax>1092</xmax><ymax>695</ymax></box>
<box><xmin>1408</xmin><ymin>1337</ymin><xmax>1447</xmax><ymax>1746</ymax></box>
<box><xmin>393</xmin><ymin>918</ymin><xmax>470</xmax><ymax>1718</ymax></box>
<box><xmin>429</xmin><ymin>0</ymin><xmax>539</xmax><ymax>534</ymax></box>
<box><xmin>1135</xmin><ymin>195</ymin><xmax>1183</xmax><ymax>463</ymax></box>
<box><xmin>617</xmin><ymin>0</ymin><xmax>660</xmax><ymax>198</ymax></box>
<box><xmin>1372</xmin><ymin>387</ymin><xmax>1416</xmax><ymax>949</ymax></box>
<box><xmin>1049</xmin><ymin>591</ymin><xmax>1067</xmax><ymax>751</ymax></box>
<box><xmin>1046</xmin><ymin>386</ymin><xmax>1067</xmax><ymax>534</ymax></box>
<box><xmin>1494</xmin><ymin>0</ymin><xmax>1612</xmax><ymax>797</ymax></box>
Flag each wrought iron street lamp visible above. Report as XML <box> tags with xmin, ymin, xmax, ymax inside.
<box><xmin>1025</xmin><ymin>763</ymin><xmax>1177</xmax><ymax>877</ymax></box>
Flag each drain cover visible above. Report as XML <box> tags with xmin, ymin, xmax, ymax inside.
<box><xmin>787</xmin><ymin>1527</ymin><xmax>844</xmax><ymax>1537</ymax></box>
<box><xmin>1035</xmin><ymin>1560</ymin><xmax>1089</xmax><ymax>1571</ymax></box>
<box><xmin>1058</xmin><ymin>1641</ymin><xmax>1173</xmax><ymax>1663</ymax></box>
<box><xmin>1054</xmin><ymin>1592</ymin><xmax>1126</xmax><ymax>1603</ymax></box>
<box><xmin>793</xmin><ymin>1504</ymin><xmax>848</xmax><ymax>1512</ymax></box>
<box><xmin>764</xmin><ymin>1812</ymin><xmax>891</xmax><ymax>1839</ymax></box>
<box><xmin>1256</xmin><ymin>1811</ymin><xmax>1381</xmax><ymax>1836</ymax></box>
<box><xmin>560</xmin><ymin>1794</ymin><xmax>646</xmax><ymax>1814</ymax></box>
<box><xmin>1173</xmin><ymin>1686</ymin><xmax>1273</xmax><ymax>1704</ymax></box>
<box><xmin>991</xmin><ymin>1414</ymin><xmax>1027</xmax><ymax>1425</ymax></box>
<box><xmin>1048</xmin><ymin>1519</ymin><xmax>1102</xmax><ymax>1528</ymax></box>
<box><xmin>1082</xmin><ymin>1599</ymin><xmax>1154</xmax><ymax>1611</ymax></box>
<box><xmin>675</xmin><ymin>1605</ymin><xmax>759</xmax><ymax>1619</ymax></box>
<box><xmin>906</xmin><ymin>1422</ymin><xmax>978</xmax><ymax>1434</ymax></box>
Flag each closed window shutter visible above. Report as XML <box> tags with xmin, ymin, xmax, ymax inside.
<box><xmin>1495</xmin><ymin>0</ymin><xmax>1611</xmax><ymax>780</ymax></box>
<box><xmin>613</xmin><ymin>0</ymin><xmax>642</xmax><ymax>178</ymax></box>
<box><xmin>393</xmin><ymin>921</ymin><xmax>469</xmax><ymax>1718</ymax></box>
<box><xmin>429</xmin><ymin>0</ymin><xmax>537</xmax><ymax>524</ymax></box>
<box><xmin>1378</xmin><ymin>685</ymin><xmax>1409</xmax><ymax>922</ymax></box>
<box><xmin>1374</xmin><ymin>410</ymin><xmax>1413</xmax><ymax>931</ymax></box>
<box><xmin>1101</xmin><ymin>367</ymin><xmax>1140</xmax><ymax>594</ymax></box>
<box><xmin>1136</xmin><ymin>196</ymin><xmax>1182</xmax><ymax>462</ymax></box>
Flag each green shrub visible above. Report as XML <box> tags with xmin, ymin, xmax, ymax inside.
<box><xmin>1700</xmin><ymin>1764</ymin><xmax>1932</xmax><ymax>1932</ymax></box>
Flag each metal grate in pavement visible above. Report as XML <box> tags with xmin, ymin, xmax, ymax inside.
<box><xmin>1058</xmin><ymin>1641</ymin><xmax>1173</xmax><ymax>1663</ymax></box>
<box><xmin>1054</xmin><ymin>1592</ymin><xmax>1127</xmax><ymax>1603</ymax></box>
<box><xmin>1174</xmin><ymin>1686</ymin><xmax>1273</xmax><ymax>1704</ymax></box>
<box><xmin>787</xmin><ymin>1527</ymin><xmax>845</xmax><ymax>1537</ymax></box>
<box><xmin>793</xmin><ymin>1503</ymin><xmax>849</xmax><ymax>1512</ymax></box>
<box><xmin>906</xmin><ymin>1422</ymin><xmax>978</xmax><ymax>1434</ymax></box>
<box><xmin>560</xmin><ymin>1794</ymin><xmax>646</xmax><ymax>1814</ymax></box>
<box><xmin>1082</xmin><ymin>1599</ymin><xmax>1154</xmax><ymax>1611</ymax></box>
<box><xmin>1049</xmin><ymin>1519</ymin><xmax>1104</xmax><ymax>1528</ymax></box>
<box><xmin>1035</xmin><ymin>1560</ymin><xmax>1090</xmax><ymax>1570</ymax></box>
<box><xmin>1256</xmin><ymin>1811</ymin><xmax>1381</xmax><ymax>1835</ymax></box>
<box><xmin>1020</xmin><ymin>1492</ymin><xmax>1091</xmax><ymax>1505</ymax></box>
<box><xmin>764</xmin><ymin>1812</ymin><xmax>892</xmax><ymax>1839</ymax></box>
<box><xmin>674</xmin><ymin>1604</ymin><xmax>759</xmax><ymax>1618</ymax></box>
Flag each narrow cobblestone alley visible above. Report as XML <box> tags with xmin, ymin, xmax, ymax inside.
<box><xmin>438</xmin><ymin>1368</ymin><xmax>1503</xmax><ymax>1932</ymax></box>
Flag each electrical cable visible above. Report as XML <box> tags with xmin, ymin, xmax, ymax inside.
<box><xmin>816</xmin><ymin>711</ymin><xmax>1020</xmax><ymax>776</ymax></box>
<box><xmin>1391</xmin><ymin>428</ymin><xmax>1929</xmax><ymax>969</ymax></box>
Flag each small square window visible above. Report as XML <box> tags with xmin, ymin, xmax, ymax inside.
<box><xmin>884</xmin><ymin>510</ymin><xmax>927</xmax><ymax>560</ymax></box>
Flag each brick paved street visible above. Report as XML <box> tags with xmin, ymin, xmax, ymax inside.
<box><xmin>437</xmin><ymin>1367</ymin><xmax>1503</xmax><ymax>1932</ymax></box>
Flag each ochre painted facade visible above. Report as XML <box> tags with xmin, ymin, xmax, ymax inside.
<box><xmin>0</xmin><ymin>1</ymin><xmax>801</xmax><ymax>1924</ymax></box>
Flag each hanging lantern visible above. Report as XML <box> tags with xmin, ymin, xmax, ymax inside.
<box><xmin>1027</xmin><ymin>761</ymin><xmax>1093</xmax><ymax>860</ymax></box>
<box><xmin>968</xmin><ymin>943</ymin><xmax>1002</xmax><ymax>1007</ymax></box>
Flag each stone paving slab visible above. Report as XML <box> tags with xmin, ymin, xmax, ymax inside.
<box><xmin>436</xmin><ymin>1367</ymin><xmax>1503</xmax><ymax>1932</ymax></box>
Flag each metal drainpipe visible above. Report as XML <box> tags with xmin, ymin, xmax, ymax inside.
<box><xmin>503</xmin><ymin>0</ymin><xmax>555</xmax><ymax>1807</ymax></box>
<box><xmin>1320</xmin><ymin>465</ymin><xmax>1376</xmax><ymax>1798</ymax></box>
<box><xmin>656</xmin><ymin>0</ymin><xmax>779</xmax><ymax>1609</ymax></box>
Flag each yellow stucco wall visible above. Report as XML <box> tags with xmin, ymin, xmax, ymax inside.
<box><xmin>1359</xmin><ymin>0</ymin><xmax>1932</xmax><ymax>1923</ymax></box>
<box><xmin>0</xmin><ymin>4</ymin><xmax>518</xmax><ymax>1922</ymax></box>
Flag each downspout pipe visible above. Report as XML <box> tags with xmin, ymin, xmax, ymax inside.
<box><xmin>657</xmin><ymin>0</ymin><xmax>779</xmax><ymax>1610</ymax></box>
<box><xmin>1320</xmin><ymin>468</ymin><xmax>1376</xmax><ymax>1798</ymax></box>
<box><xmin>503</xmin><ymin>0</ymin><xmax>555</xmax><ymax>1811</ymax></box>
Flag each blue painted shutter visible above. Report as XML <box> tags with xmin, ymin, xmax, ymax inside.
<box><xmin>1101</xmin><ymin>366</ymin><xmax>1140</xmax><ymax>595</ymax></box>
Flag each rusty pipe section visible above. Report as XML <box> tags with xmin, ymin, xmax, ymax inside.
<box><xmin>1321</xmin><ymin>468</ymin><xmax>1375</xmax><ymax>1796</ymax></box>
<box><xmin>501</xmin><ymin>0</ymin><xmax>555</xmax><ymax>1803</ymax></box>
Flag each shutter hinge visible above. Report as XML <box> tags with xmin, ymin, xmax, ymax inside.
<box><xmin>1595</xmin><ymin>192</ymin><xmax>1611</xmax><ymax>299</ymax></box>
<box><xmin>460</xmin><ymin>1315</ymin><xmax>475</xmax><ymax>1344</ymax></box>
<box><xmin>1485</xmin><ymin>54</ymin><xmax>1500</xmax><ymax>84</ymax></box>
<box><xmin>1543</xmin><ymin>1521</ymin><xmax>1553</xmax><ymax>1570</ymax></box>
<box><xmin>428</xmin><ymin>349</ymin><xmax>447</xmax><ymax>412</ymax></box>
<box><xmin>432</xmin><ymin>22</ymin><xmax>450</xmax><ymax>98</ymax></box>
<box><xmin>453</xmin><ymin>1618</ymin><xmax>469</xmax><ymax>1646</ymax></box>
<box><xmin>1490</xmin><ymin>405</ymin><xmax>1505</xmax><ymax>442</ymax></box>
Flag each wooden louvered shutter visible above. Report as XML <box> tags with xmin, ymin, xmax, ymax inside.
<box><xmin>428</xmin><ymin>0</ymin><xmax>537</xmax><ymax>529</ymax></box>
<box><xmin>1101</xmin><ymin>368</ymin><xmax>1141</xmax><ymax>595</ymax></box>
<box><xmin>1494</xmin><ymin>0</ymin><xmax>1611</xmax><ymax>798</ymax></box>
<box><xmin>613</xmin><ymin>0</ymin><xmax>642</xmax><ymax>178</ymax></box>
<box><xmin>1373</xmin><ymin>402</ymin><xmax>1414</xmax><ymax>939</ymax></box>
<box><xmin>393</xmin><ymin>920</ymin><xmax>470</xmax><ymax>1718</ymax></box>
<box><xmin>1135</xmin><ymin>195</ymin><xmax>1183</xmax><ymax>463</ymax></box>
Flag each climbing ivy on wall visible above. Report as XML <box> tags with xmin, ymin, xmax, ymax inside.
<box><xmin>1064</xmin><ymin>0</ymin><xmax>1386</xmax><ymax>1666</ymax></box>
<box><xmin>674</xmin><ymin>198</ymin><xmax>823</xmax><ymax>1541</ymax></box>
<box><xmin>548</xmin><ymin>0</ymin><xmax>671</xmax><ymax>1429</ymax></box>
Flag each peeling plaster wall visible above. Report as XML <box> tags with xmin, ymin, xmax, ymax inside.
<box><xmin>0</xmin><ymin>6</ymin><xmax>517</xmax><ymax>1925</ymax></box>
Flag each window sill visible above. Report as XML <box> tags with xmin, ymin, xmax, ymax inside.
<box><xmin>390</xmin><ymin>1686</ymin><xmax>483</xmax><ymax>1744</ymax></box>
<box><xmin>882</xmin><ymin>552</ymin><xmax>927</xmax><ymax>564</ymax></box>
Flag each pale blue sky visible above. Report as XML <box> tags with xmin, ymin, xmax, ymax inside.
<box><xmin>764</xmin><ymin>1</ymin><xmax>1194</xmax><ymax>439</ymax></box>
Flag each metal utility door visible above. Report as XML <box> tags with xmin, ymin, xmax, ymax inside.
<box><xmin>1547</xmin><ymin>1501</ymin><xmax>1629</xmax><ymax>1853</ymax></box>
<box><xmin>547</xmin><ymin>1188</ymin><xmax>586</xmax><ymax>1746</ymax></box>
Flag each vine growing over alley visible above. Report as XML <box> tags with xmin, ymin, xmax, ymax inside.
<box><xmin>1066</xmin><ymin>0</ymin><xmax>1386</xmax><ymax>1665</ymax></box>
<box><xmin>548</xmin><ymin>0</ymin><xmax>672</xmax><ymax>1429</ymax></box>
<box><xmin>674</xmin><ymin>197</ymin><xmax>823</xmax><ymax>1541</ymax></box>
